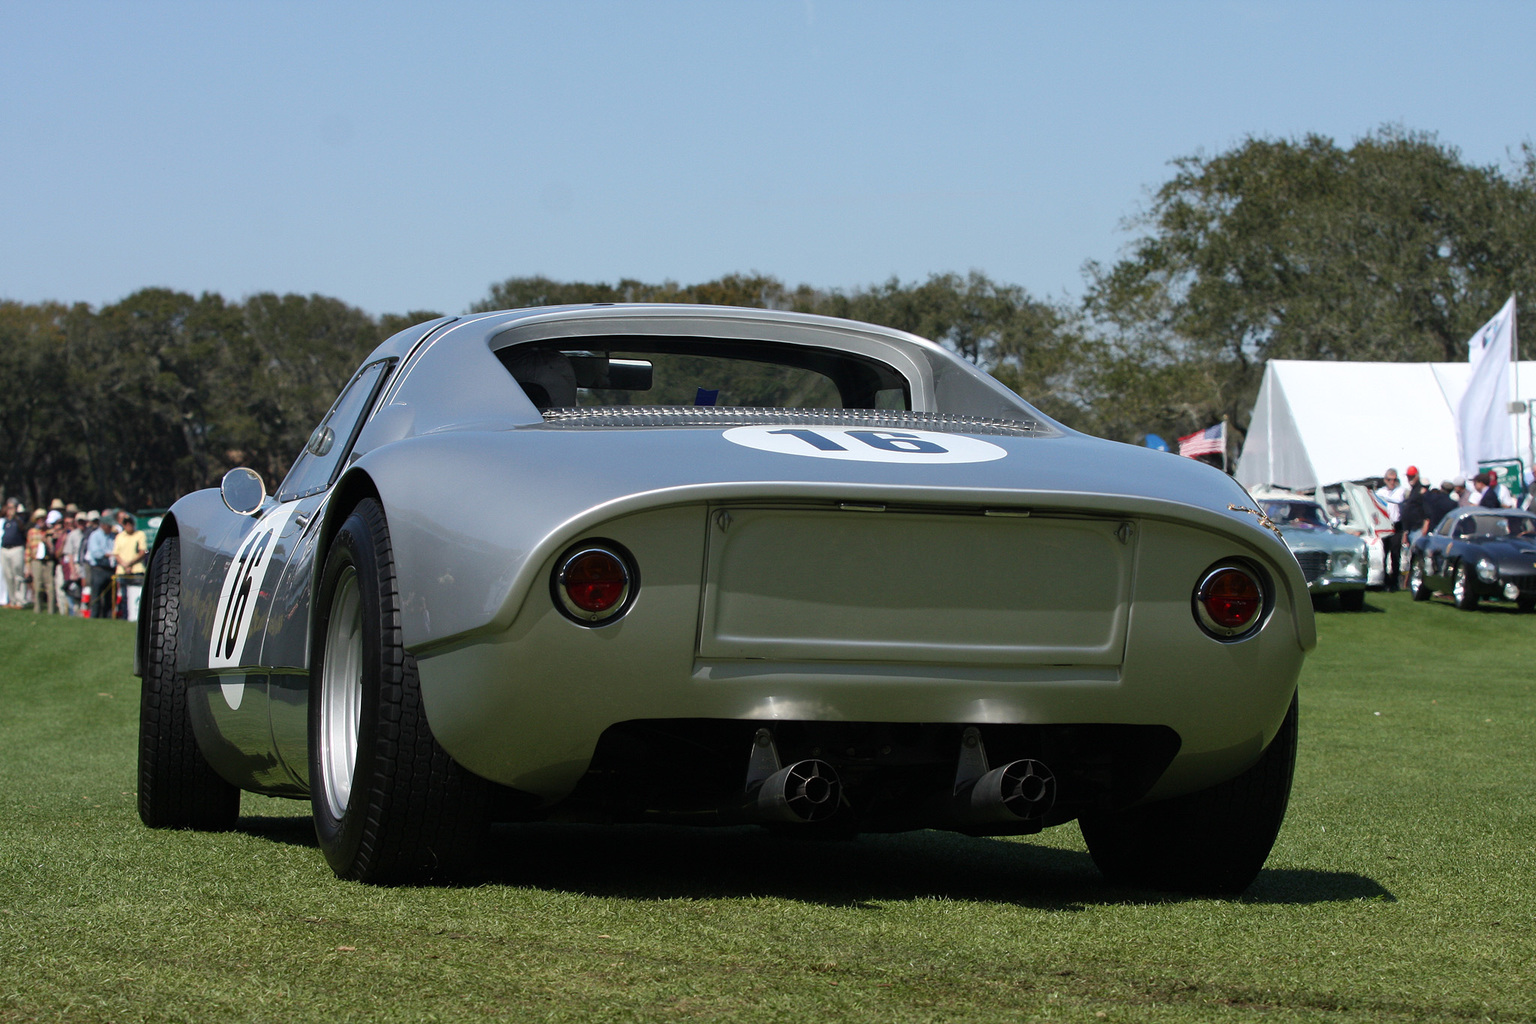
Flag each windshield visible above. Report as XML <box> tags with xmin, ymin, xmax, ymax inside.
<box><xmin>1450</xmin><ymin>513</ymin><xmax>1536</xmax><ymax>539</ymax></box>
<box><xmin>1263</xmin><ymin>501</ymin><xmax>1329</xmax><ymax>529</ymax></box>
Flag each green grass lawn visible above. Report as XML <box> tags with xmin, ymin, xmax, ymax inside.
<box><xmin>1</xmin><ymin>593</ymin><xmax>1533</xmax><ymax>1023</ymax></box>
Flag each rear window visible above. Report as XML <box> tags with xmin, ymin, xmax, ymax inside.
<box><xmin>495</xmin><ymin>336</ymin><xmax>910</xmax><ymax>412</ymax></box>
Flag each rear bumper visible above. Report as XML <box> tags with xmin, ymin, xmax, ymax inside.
<box><xmin>416</xmin><ymin>502</ymin><xmax>1308</xmax><ymax>812</ymax></box>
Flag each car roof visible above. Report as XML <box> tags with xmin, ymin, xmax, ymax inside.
<box><xmin>360</xmin><ymin>304</ymin><xmax>1057</xmax><ymax>440</ymax></box>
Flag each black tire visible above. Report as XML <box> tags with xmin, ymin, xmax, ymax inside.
<box><xmin>1453</xmin><ymin>563</ymin><xmax>1480</xmax><ymax>611</ymax></box>
<box><xmin>138</xmin><ymin>537</ymin><xmax>240</xmax><ymax>830</ymax></box>
<box><xmin>309</xmin><ymin>498</ymin><xmax>488</xmax><ymax>883</ymax></box>
<box><xmin>1338</xmin><ymin>589</ymin><xmax>1365</xmax><ymax>612</ymax></box>
<box><xmin>1079</xmin><ymin>692</ymin><xmax>1298</xmax><ymax>895</ymax></box>
<box><xmin>1408</xmin><ymin>555</ymin><xmax>1432</xmax><ymax>601</ymax></box>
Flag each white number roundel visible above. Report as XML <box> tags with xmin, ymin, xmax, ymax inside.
<box><xmin>722</xmin><ymin>425</ymin><xmax>1006</xmax><ymax>464</ymax></box>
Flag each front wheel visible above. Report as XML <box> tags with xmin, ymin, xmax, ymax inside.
<box><xmin>1408</xmin><ymin>556</ymin><xmax>1432</xmax><ymax>601</ymax></box>
<box><xmin>1079</xmin><ymin>693</ymin><xmax>1297</xmax><ymax>895</ymax></box>
<box><xmin>1453</xmin><ymin>563</ymin><xmax>1480</xmax><ymax>611</ymax></box>
<box><xmin>1338</xmin><ymin>589</ymin><xmax>1365</xmax><ymax>612</ymax></box>
<box><xmin>309</xmin><ymin>499</ymin><xmax>488</xmax><ymax>883</ymax></box>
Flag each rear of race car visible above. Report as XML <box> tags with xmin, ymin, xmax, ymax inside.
<box><xmin>370</xmin><ymin>420</ymin><xmax>1310</xmax><ymax>844</ymax></box>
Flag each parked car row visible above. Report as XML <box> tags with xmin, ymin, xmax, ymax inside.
<box><xmin>1251</xmin><ymin>481</ymin><xmax>1536</xmax><ymax>615</ymax></box>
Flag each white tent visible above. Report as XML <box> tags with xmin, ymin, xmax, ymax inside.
<box><xmin>1235</xmin><ymin>359</ymin><xmax>1536</xmax><ymax>491</ymax></box>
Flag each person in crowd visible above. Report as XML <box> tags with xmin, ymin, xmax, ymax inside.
<box><xmin>25</xmin><ymin>508</ymin><xmax>56</xmax><ymax>614</ymax></box>
<box><xmin>74</xmin><ymin>512</ymin><xmax>96</xmax><ymax>614</ymax></box>
<box><xmin>1474</xmin><ymin>472</ymin><xmax>1503</xmax><ymax>509</ymax></box>
<box><xmin>112</xmin><ymin>513</ymin><xmax>147</xmax><ymax>619</ymax></box>
<box><xmin>1376</xmin><ymin>468</ymin><xmax>1407</xmax><ymax>591</ymax></box>
<box><xmin>1450</xmin><ymin>477</ymin><xmax>1473</xmax><ymax>507</ymax></box>
<box><xmin>41</xmin><ymin>517</ymin><xmax>61</xmax><ymax>614</ymax></box>
<box><xmin>86</xmin><ymin>512</ymin><xmax>116</xmax><ymax>620</ymax></box>
<box><xmin>1398</xmin><ymin>467</ymin><xmax>1428</xmax><ymax>564</ymax></box>
<box><xmin>1523</xmin><ymin>471</ymin><xmax>1536</xmax><ymax>512</ymax></box>
<box><xmin>42</xmin><ymin>506</ymin><xmax>66</xmax><ymax>614</ymax></box>
<box><xmin>1421</xmin><ymin>481</ymin><xmax>1458</xmax><ymax>537</ymax></box>
<box><xmin>58</xmin><ymin>513</ymin><xmax>84</xmax><ymax>615</ymax></box>
<box><xmin>1491</xmin><ymin>473</ymin><xmax>1516</xmax><ymax>508</ymax></box>
<box><xmin>1</xmin><ymin>499</ymin><xmax>26</xmax><ymax>608</ymax></box>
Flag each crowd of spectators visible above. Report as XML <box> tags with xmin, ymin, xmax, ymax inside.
<box><xmin>1373</xmin><ymin>466</ymin><xmax>1533</xmax><ymax>590</ymax></box>
<box><xmin>0</xmin><ymin>497</ymin><xmax>146</xmax><ymax>618</ymax></box>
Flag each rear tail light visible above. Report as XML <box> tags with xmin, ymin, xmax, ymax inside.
<box><xmin>552</xmin><ymin>542</ymin><xmax>636</xmax><ymax>624</ymax></box>
<box><xmin>1193</xmin><ymin>563</ymin><xmax>1267</xmax><ymax>640</ymax></box>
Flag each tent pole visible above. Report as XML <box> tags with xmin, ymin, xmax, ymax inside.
<box><xmin>1514</xmin><ymin>295</ymin><xmax>1524</xmax><ymax>479</ymax></box>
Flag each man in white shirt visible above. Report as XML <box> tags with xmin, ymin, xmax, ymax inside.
<box><xmin>1375</xmin><ymin>469</ymin><xmax>1406</xmax><ymax>591</ymax></box>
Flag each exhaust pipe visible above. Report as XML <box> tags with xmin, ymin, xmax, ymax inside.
<box><xmin>950</xmin><ymin>727</ymin><xmax>1056</xmax><ymax>825</ymax></box>
<box><xmin>753</xmin><ymin>759</ymin><xmax>843</xmax><ymax>822</ymax></box>
<box><xmin>954</xmin><ymin>758</ymin><xmax>1056</xmax><ymax>824</ymax></box>
<box><xmin>740</xmin><ymin>728</ymin><xmax>844</xmax><ymax>823</ymax></box>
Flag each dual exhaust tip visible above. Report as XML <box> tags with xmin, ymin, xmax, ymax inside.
<box><xmin>742</xmin><ymin>728</ymin><xmax>1056</xmax><ymax>827</ymax></box>
<box><xmin>751</xmin><ymin>757</ymin><xmax>843</xmax><ymax>823</ymax></box>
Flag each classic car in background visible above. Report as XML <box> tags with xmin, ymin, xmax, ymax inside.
<box><xmin>1251</xmin><ymin>493</ymin><xmax>1371</xmax><ymax>610</ymax></box>
<box><xmin>1407</xmin><ymin>507</ymin><xmax>1536</xmax><ymax>611</ymax></box>
<box><xmin>1314</xmin><ymin>481</ymin><xmax>1393</xmax><ymax>588</ymax></box>
<box><xmin>137</xmin><ymin>304</ymin><xmax>1313</xmax><ymax>894</ymax></box>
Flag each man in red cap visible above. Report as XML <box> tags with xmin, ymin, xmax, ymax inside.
<box><xmin>1399</xmin><ymin>466</ymin><xmax>1428</xmax><ymax>555</ymax></box>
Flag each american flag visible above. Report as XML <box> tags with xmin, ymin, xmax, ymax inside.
<box><xmin>1178</xmin><ymin>422</ymin><xmax>1225</xmax><ymax>459</ymax></box>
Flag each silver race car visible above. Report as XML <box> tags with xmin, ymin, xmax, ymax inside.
<box><xmin>137</xmin><ymin>305</ymin><xmax>1313</xmax><ymax>893</ymax></box>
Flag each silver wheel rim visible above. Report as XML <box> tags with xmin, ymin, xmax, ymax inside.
<box><xmin>1453</xmin><ymin>568</ymin><xmax>1466</xmax><ymax>604</ymax></box>
<box><xmin>320</xmin><ymin>566</ymin><xmax>363</xmax><ymax>821</ymax></box>
<box><xmin>1410</xmin><ymin>561</ymin><xmax>1423</xmax><ymax>593</ymax></box>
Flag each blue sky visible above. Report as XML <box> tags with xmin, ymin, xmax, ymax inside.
<box><xmin>3</xmin><ymin>1</ymin><xmax>1532</xmax><ymax>317</ymax></box>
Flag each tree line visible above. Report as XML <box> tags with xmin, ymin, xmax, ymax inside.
<box><xmin>3</xmin><ymin>126</ymin><xmax>1533</xmax><ymax>509</ymax></box>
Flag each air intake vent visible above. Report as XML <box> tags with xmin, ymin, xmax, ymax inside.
<box><xmin>538</xmin><ymin>406</ymin><xmax>1053</xmax><ymax>437</ymax></box>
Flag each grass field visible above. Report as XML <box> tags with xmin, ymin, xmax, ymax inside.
<box><xmin>1</xmin><ymin>592</ymin><xmax>1533</xmax><ymax>1023</ymax></box>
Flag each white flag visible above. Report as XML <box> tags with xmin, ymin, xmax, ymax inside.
<box><xmin>1457</xmin><ymin>295</ymin><xmax>1517</xmax><ymax>479</ymax></box>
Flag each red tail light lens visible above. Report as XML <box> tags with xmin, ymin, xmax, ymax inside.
<box><xmin>553</xmin><ymin>544</ymin><xmax>635</xmax><ymax>624</ymax></box>
<box><xmin>1193</xmin><ymin>564</ymin><xmax>1266</xmax><ymax>639</ymax></box>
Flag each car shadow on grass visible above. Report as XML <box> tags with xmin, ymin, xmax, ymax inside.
<box><xmin>236</xmin><ymin>815</ymin><xmax>1395</xmax><ymax>909</ymax></box>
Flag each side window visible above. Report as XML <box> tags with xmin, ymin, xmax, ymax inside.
<box><xmin>278</xmin><ymin>361</ymin><xmax>391</xmax><ymax>501</ymax></box>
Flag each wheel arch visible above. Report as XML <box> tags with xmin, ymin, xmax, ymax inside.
<box><xmin>316</xmin><ymin>468</ymin><xmax>383</xmax><ymax>602</ymax></box>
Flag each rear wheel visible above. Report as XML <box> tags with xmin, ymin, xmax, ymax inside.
<box><xmin>1453</xmin><ymin>563</ymin><xmax>1480</xmax><ymax>610</ymax></box>
<box><xmin>309</xmin><ymin>499</ymin><xmax>488</xmax><ymax>883</ymax></box>
<box><xmin>1079</xmin><ymin>692</ymin><xmax>1297</xmax><ymax>895</ymax></box>
<box><xmin>1408</xmin><ymin>555</ymin><xmax>1432</xmax><ymax>601</ymax></box>
<box><xmin>138</xmin><ymin>537</ymin><xmax>240</xmax><ymax>830</ymax></box>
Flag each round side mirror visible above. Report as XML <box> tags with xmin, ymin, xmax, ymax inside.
<box><xmin>220</xmin><ymin>467</ymin><xmax>267</xmax><ymax>516</ymax></box>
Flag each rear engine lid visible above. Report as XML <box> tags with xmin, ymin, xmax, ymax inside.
<box><xmin>698</xmin><ymin>506</ymin><xmax>1134</xmax><ymax>666</ymax></box>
